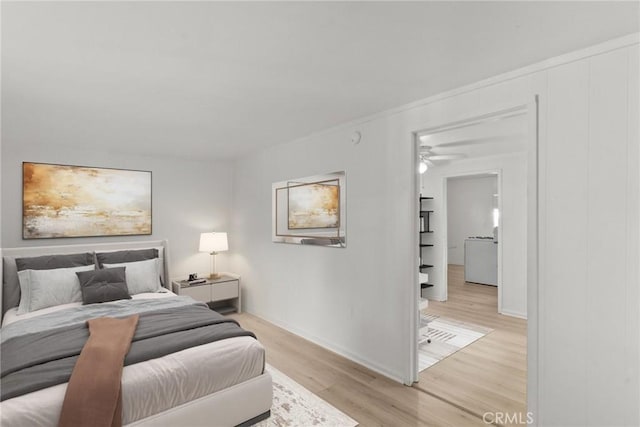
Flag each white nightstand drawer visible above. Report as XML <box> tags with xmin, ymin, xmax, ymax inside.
<box><xmin>212</xmin><ymin>280</ymin><xmax>238</xmax><ymax>301</ymax></box>
<box><xmin>181</xmin><ymin>285</ymin><xmax>211</xmax><ymax>303</ymax></box>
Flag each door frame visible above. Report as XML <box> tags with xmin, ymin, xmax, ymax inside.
<box><xmin>409</xmin><ymin>97</ymin><xmax>538</xmax><ymax>418</ymax></box>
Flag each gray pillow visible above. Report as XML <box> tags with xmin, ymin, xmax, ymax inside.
<box><xmin>2</xmin><ymin>257</ymin><xmax>21</xmax><ymax>317</ymax></box>
<box><xmin>95</xmin><ymin>249</ymin><xmax>158</xmax><ymax>268</ymax></box>
<box><xmin>3</xmin><ymin>252</ymin><xmax>94</xmax><ymax>316</ymax></box>
<box><xmin>103</xmin><ymin>259</ymin><xmax>162</xmax><ymax>295</ymax></box>
<box><xmin>15</xmin><ymin>253</ymin><xmax>94</xmax><ymax>271</ymax></box>
<box><xmin>76</xmin><ymin>267</ymin><xmax>131</xmax><ymax>305</ymax></box>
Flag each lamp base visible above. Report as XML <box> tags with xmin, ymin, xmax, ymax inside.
<box><xmin>208</xmin><ymin>273</ymin><xmax>222</xmax><ymax>280</ymax></box>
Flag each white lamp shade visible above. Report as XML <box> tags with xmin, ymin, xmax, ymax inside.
<box><xmin>199</xmin><ymin>232</ymin><xmax>228</xmax><ymax>253</ymax></box>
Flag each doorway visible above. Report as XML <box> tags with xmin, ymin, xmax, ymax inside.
<box><xmin>410</xmin><ymin>100</ymin><xmax>537</xmax><ymax>420</ymax></box>
<box><xmin>416</xmin><ymin>105</ymin><xmax>528</xmax><ymax>316</ymax></box>
<box><xmin>444</xmin><ymin>172</ymin><xmax>501</xmax><ymax>314</ymax></box>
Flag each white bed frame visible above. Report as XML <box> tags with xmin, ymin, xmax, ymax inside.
<box><xmin>1</xmin><ymin>240</ymin><xmax>273</xmax><ymax>427</ymax></box>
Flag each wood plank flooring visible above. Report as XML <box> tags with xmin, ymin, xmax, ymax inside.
<box><xmin>416</xmin><ymin>265</ymin><xmax>527</xmax><ymax>426</ymax></box>
<box><xmin>230</xmin><ymin>264</ymin><xmax>526</xmax><ymax>426</ymax></box>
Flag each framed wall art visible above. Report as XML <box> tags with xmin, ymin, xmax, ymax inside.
<box><xmin>273</xmin><ymin>171</ymin><xmax>345</xmax><ymax>247</ymax></box>
<box><xmin>22</xmin><ymin>162</ymin><xmax>152</xmax><ymax>239</ymax></box>
<box><xmin>287</xmin><ymin>179</ymin><xmax>340</xmax><ymax>230</ymax></box>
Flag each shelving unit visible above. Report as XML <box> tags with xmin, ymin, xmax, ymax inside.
<box><xmin>419</xmin><ymin>196</ymin><xmax>436</xmax><ymax>296</ymax></box>
<box><xmin>419</xmin><ymin>210</ymin><xmax>433</xmax><ymax>233</ymax></box>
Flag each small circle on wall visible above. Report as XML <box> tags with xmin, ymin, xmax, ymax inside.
<box><xmin>351</xmin><ymin>131</ymin><xmax>362</xmax><ymax>145</ymax></box>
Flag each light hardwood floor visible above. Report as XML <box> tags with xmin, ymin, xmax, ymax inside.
<box><xmin>230</xmin><ymin>264</ymin><xmax>526</xmax><ymax>426</ymax></box>
<box><xmin>416</xmin><ymin>265</ymin><xmax>527</xmax><ymax>426</ymax></box>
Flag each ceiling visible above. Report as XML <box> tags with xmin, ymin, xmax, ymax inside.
<box><xmin>2</xmin><ymin>1</ymin><xmax>638</xmax><ymax>160</ymax></box>
<box><xmin>418</xmin><ymin>109</ymin><xmax>528</xmax><ymax>165</ymax></box>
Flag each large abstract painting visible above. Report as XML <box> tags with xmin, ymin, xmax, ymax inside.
<box><xmin>273</xmin><ymin>171</ymin><xmax>346</xmax><ymax>247</ymax></box>
<box><xmin>23</xmin><ymin>162</ymin><xmax>152</xmax><ymax>239</ymax></box>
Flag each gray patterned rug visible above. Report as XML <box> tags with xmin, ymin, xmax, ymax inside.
<box><xmin>256</xmin><ymin>364</ymin><xmax>358</xmax><ymax>427</ymax></box>
<box><xmin>418</xmin><ymin>314</ymin><xmax>493</xmax><ymax>372</ymax></box>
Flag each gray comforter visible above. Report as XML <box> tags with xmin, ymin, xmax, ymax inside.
<box><xmin>0</xmin><ymin>297</ymin><xmax>256</xmax><ymax>401</ymax></box>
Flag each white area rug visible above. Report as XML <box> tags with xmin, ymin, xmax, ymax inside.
<box><xmin>256</xmin><ymin>364</ymin><xmax>358</xmax><ymax>427</ymax></box>
<box><xmin>418</xmin><ymin>314</ymin><xmax>492</xmax><ymax>372</ymax></box>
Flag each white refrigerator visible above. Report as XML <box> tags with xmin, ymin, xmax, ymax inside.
<box><xmin>464</xmin><ymin>238</ymin><xmax>497</xmax><ymax>286</ymax></box>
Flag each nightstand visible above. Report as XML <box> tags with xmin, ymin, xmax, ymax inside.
<box><xmin>172</xmin><ymin>275</ymin><xmax>241</xmax><ymax>314</ymax></box>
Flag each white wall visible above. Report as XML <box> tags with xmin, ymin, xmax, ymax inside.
<box><xmin>420</xmin><ymin>41</ymin><xmax>639</xmax><ymax>424</ymax></box>
<box><xmin>232</xmin><ymin>36</ymin><xmax>639</xmax><ymax>425</ymax></box>
<box><xmin>0</xmin><ymin>143</ymin><xmax>234</xmax><ymax>280</ymax></box>
<box><xmin>539</xmin><ymin>44</ymin><xmax>639</xmax><ymax>426</ymax></box>
<box><xmin>422</xmin><ymin>155</ymin><xmax>527</xmax><ymax>317</ymax></box>
<box><xmin>446</xmin><ymin>175</ymin><xmax>497</xmax><ymax>265</ymax></box>
<box><xmin>231</xmin><ymin>117</ymin><xmax>417</xmax><ymax>382</ymax></box>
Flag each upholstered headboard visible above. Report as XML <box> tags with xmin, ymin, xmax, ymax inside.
<box><xmin>1</xmin><ymin>240</ymin><xmax>170</xmax><ymax>319</ymax></box>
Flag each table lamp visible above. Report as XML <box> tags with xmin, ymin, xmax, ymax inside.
<box><xmin>199</xmin><ymin>232</ymin><xmax>228</xmax><ymax>280</ymax></box>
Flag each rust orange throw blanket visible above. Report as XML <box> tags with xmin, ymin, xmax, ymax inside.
<box><xmin>58</xmin><ymin>315</ymin><xmax>139</xmax><ymax>427</ymax></box>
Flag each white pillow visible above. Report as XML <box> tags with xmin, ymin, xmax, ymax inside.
<box><xmin>103</xmin><ymin>258</ymin><xmax>161</xmax><ymax>295</ymax></box>
<box><xmin>17</xmin><ymin>265</ymin><xmax>96</xmax><ymax>314</ymax></box>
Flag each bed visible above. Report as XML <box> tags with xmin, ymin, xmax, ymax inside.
<box><xmin>0</xmin><ymin>240</ymin><xmax>272</xmax><ymax>427</ymax></box>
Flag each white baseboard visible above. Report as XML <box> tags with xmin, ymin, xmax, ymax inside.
<box><xmin>245</xmin><ymin>308</ymin><xmax>407</xmax><ymax>385</ymax></box>
<box><xmin>500</xmin><ymin>308</ymin><xmax>527</xmax><ymax>320</ymax></box>
<box><xmin>424</xmin><ymin>291</ymin><xmax>446</xmax><ymax>302</ymax></box>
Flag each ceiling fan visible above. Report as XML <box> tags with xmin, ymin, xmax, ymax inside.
<box><xmin>418</xmin><ymin>145</ymin><xmax>466</xmax><ymax>173</ymax></box>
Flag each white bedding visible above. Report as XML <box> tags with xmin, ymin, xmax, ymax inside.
<box><xmin>0</xmin><ymin>292</ymin><xmax>266</xmax><ymax>426</ymax></box>
<box><xmin>2</xmin><ymin>290</ymin><xmax>175</xmax><ymax>326</ymax></box>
